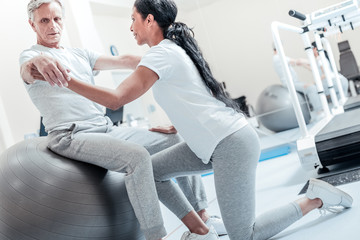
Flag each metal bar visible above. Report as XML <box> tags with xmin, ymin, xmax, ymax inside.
<box><xmin>271</xmin><ymin>21</ymin><xmax>309</xmax><ymax>138</ymax></box>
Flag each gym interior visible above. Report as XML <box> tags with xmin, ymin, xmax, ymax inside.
<box><xmin>1</xmin><ymin>0</ymin><xmax>360</xmax><ymax>239</ymax></box>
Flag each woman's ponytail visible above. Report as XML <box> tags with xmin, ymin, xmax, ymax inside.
<box><xmin>165</xmin><ymin>22</ymin><xmax>241</xmax><ymax>112</ymax></box>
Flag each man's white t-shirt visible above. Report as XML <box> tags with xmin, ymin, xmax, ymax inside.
<box><xmin>19</xmin><ymin>45</ymin><xmax>107</xmax><ymax>133</ymax></box>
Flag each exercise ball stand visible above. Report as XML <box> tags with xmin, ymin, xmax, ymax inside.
<box><xmin>0</xmin><ymin>137</ymin><xmax>145</xmax><ymax>240</ymax></box>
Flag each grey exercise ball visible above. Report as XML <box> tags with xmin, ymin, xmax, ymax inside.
<box><xmin>0</xmin><ymin>137</ymin><xmax>144</xmax><ymax>240</ymax></box>
<box><xmin>256</xmin><ymin>84</ymin><xmax>311</xmax><ymax>132</ymax></box>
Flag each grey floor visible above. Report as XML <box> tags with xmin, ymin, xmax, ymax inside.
<box><xmin>160</xmin><ymin>125</ymin><xmax>360</xmax><ymax>240</ymax></box>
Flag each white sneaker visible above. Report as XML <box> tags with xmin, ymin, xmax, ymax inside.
<box><xmin>205</xmin><ymin>216</ymin><xmax>227</xmax><ymax>236</ymax></box>
<box><xmin>180</xmin><ymin>226</ymin><xmax>219</xmax><ymax>240</ymax></box>
<box><xmin>306</xmin><ymin>178</ymin><xmax>353</xmax><ymax>214</ymax></box>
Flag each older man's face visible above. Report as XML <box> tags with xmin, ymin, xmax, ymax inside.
<box><xmin>29</xmin><ymin>2</ymin><xmax>64</xmax><ymax>48</ymax></box>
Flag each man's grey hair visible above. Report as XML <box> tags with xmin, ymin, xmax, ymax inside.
<box><xmin>27</xmin><ymin>0</ymin><xmax>65</xmax><ymax>21</ymax></box>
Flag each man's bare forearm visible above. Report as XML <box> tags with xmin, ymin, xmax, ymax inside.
<box><xmin>20</xmin><ymin>60</ymin><xmax>37</xmax><ymax>84</ymax></box>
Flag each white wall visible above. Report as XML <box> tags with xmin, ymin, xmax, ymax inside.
<box><xmin>90</xmin><ymin>0</ymin><xmax>360</xmax><ymax>108</ymax></box>
<box><xmin>0</xmin><ymin>0</ymin><xmax>40</xmax><ymax>150</ymax></box>
<box><xmin>0</xmin><ymin>137</ymin><xmax>4</xmax><ymax>154</ymax></box>
<box><xmin>1</xmin><ymin>0</ymin><xmax>360</xmax><ymax>151</ymax></box>
<box><xmin>182</xmin><ymin>0</ymin><xmax>360</xmax><ymax>106</ymax></box>
<box><xmin>0</xmin><ymin>95</ymin><xmax>14</xmax><ymax>151</ymax></box>
<box><xmin>92</xmin><ymin>12</ymin><xmax>148</xmax><ymax>57</ymax></box>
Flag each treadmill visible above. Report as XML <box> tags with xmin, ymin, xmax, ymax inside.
<box><xmin>272</xmin><ymin>0</ymin><xmax>360</xmax><ymax>173</ymax></box>
<box><xmin>344</xmin><ymin>95</ymin><xmax>360</xmax><ymax>111</ymax></box>
<box><xmin>315</xmin><ymin>108</ymin><xmax>360</xmax><ymax>171</ymax></box>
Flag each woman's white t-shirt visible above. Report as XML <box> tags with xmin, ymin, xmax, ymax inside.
<box><xmin>139</xmin><ymin>39</ymin><xmax>247</xmax><ymax>163</ymax></box>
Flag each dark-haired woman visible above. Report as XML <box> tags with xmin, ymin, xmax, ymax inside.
<box><xmin>39</xmin><ymin>0</ymin><xmax>353</xmax><ymax>239</ymax></box>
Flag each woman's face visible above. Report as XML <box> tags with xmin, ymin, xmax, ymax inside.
<box><xmin>130</xmin><ymin>7</ymin><xmax>148</xmax><ymax>46</ymax></box>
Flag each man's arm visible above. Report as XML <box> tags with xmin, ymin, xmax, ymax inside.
<box><xmin>287</xmin><ymin>57</ymin><xmax>312</xmax><ymax>71</ymax></box>
<box><xmin>20</xmin><ymin>61</ymin><xmax>39</xmax><ymax>84</ymax></box>
<box><xmin>93</xmin><ymin>55</ymin><xmax>141</xmax><ymax>71</ymax></box>
<box><xmin>20</xmin><ymin>55</ymin><xmax>70</xmax><ymax>87</ymax></box>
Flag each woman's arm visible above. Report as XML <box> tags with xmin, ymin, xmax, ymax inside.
<box><xmin>67</xmin><ymin>66</ymin><xmax>159</xmax><ymax>110</ymax></box>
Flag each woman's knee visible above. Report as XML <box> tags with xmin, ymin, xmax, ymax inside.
<box><xmin>127</xmin><ymin>146</ymin><xmax>152</xmax><ymax>169</ymax></box>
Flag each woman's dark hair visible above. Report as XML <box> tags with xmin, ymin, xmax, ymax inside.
<box><xmin>134</xmin><ymin>0</ymin><xmax>241</xmax><ymax>112</ymax></box>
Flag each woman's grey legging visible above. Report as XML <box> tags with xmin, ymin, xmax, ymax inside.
<box><xmin>152</xmin><ymin>124</ymin><xmax>303</xmax><ymax>240</ymax></box>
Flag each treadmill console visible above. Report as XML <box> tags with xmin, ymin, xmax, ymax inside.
<box><xmin>310</xmin><ymin>0</ymin><xmax>359</xmax><ymax>24</ymax></box>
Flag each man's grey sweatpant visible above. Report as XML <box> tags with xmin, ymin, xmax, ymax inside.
<box><xmin>47</xmin><ymin>122</ymin><xmax>207</xmax><ymax>240</ymax></box>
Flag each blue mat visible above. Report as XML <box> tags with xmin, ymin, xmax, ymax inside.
<box><xmin>259</xmin><ymin>144</ymin><xmax>291</xmax><ymax>162</ymax></box>
<box><xmin>198</xmin><ymin>144</ymin><xmax>292</xmax><ymax>178</ymax></box>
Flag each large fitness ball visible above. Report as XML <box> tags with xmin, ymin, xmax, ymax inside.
<box><xmin>256</xmin><ymin>84</ymin><xmax>311</xmax><ymax>132</ymax></box>
<box><xmin>0</xmin><ymin>137</ymin><xmax>144</xmax><ymax>240</ymax></box>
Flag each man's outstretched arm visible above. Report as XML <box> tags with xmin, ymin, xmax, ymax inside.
<box><xmin>20</xmin><ymin>54</ymin><xmax>70</xmax><ymax>87</ymax></box>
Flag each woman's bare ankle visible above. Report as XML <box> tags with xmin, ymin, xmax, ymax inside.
<box><xmin>296</xmin><ymin>197</ymin><xmax>323</xmax><ymax>216</ymax></box>
<box><xmin>197</xmin><ymin>209</ymin><xmax>210</xmax><ymax>223</ymax></box>
<box><xmin>182</xmin><ymin>210</ymin><xmax>209</xmax><ymax>235</ymax></box>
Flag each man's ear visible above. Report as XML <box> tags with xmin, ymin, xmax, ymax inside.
<box><xmin>29</xmin><ymin>19</ymin><xmax>36</xmax><ymax>32</ymax></box>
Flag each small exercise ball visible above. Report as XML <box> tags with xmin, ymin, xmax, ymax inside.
<box><xmin>256</xmin><ymin>84</ymin><xmax>311</xmax><ymax>132</ymax></box>
<box><xmin>0</xmin><ymin>137</ymin><xmax>144</xmax><ymax>240</ymax></box>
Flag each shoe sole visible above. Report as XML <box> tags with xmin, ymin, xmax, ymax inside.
<box><xmin>306</xmin><ymin>178</ymin><xmax>353</xmax><ymax>208</ymax></box>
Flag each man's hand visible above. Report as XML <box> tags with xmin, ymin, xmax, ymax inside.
<box><xmin>31</xmin><ymin>54</ymin><xmax>70</xmax><ymax>87</ymax></box>
<box><xmin>149</xmin><ymin>125</ymin><xmax>177</xmax><ymax>134</ymax></box>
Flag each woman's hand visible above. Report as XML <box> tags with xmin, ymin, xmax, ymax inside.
<box><xmin>32</xmin><ymin>54</ymin><xmax>71</xmax><ymax>87</ymax></box>
<box><xmin>30</xmin><ymin>64</ymin><xmax>45</xmax><ymax>81</ymax></box>
<box><xmin>149</xmin><ymin>125</ymin><xmax>177</xmax><ymax>134</ymax></box>
<box><xmin>30</xmin><ymin>63</ymin><xmax>71</xmax><ymax>84</ymax></box>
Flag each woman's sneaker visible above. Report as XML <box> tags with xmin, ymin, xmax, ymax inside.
<box><xmin>180</xmin><ymin>226</ymin><xmax>219</xmax><ymax>240</ymax></box>
<box><xmin>205</xmin><ymin>216</ymin><xmax>227</xmax><ymax>236</ymax></box>
<box><xmin>306</xmin><ymin>178</ymin><xmax>353</xmax><ymax>214</ymax></box>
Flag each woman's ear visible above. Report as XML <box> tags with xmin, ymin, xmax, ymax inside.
<box><xmin>146</xmin><ymin>14</ymin><xmax>155</xmax><ymax>25</ymax></box>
